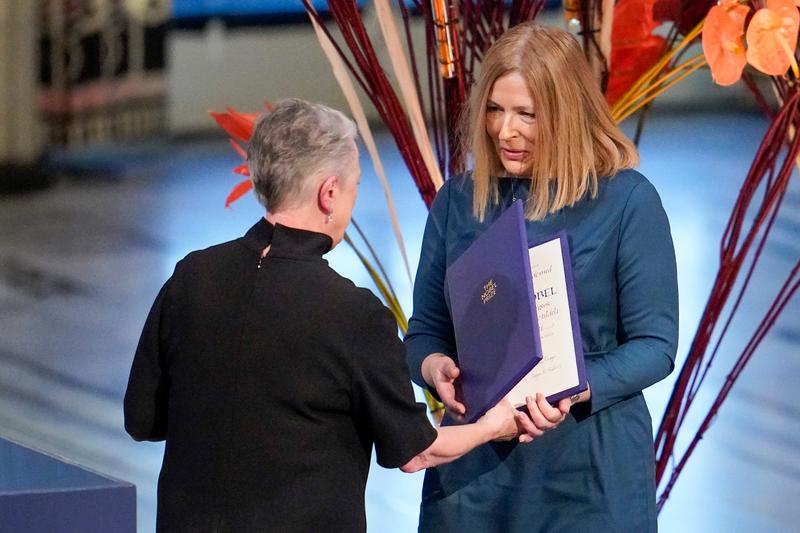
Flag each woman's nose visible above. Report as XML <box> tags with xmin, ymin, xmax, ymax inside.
<box><xmin>498</xmin><ymin>115</ymin><xmax>517</xmax><ymax>140</ymax></box>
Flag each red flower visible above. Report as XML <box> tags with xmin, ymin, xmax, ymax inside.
<box><xmin>607</xmin><ymin>36</ymin><xmax>667</xmax><ymax>105</ymax></box>
<box><xmin>225</xmin><ymin>179</ymin><xmax>254</xmax><ymax>208</ymax></box>
<box><xmin>607</xmin><ymin>0</ymin><xmax>667</xmax><ymax>105</ymax></box>
<box><xmin>209</xmin><ymin>101</ymin><xmax>272</xmax><ymax>207</ymax></box>
<box><xmin>208</xmin><ymin>107</ymin><xmax>257</xmax><ymax>142</ymax></box>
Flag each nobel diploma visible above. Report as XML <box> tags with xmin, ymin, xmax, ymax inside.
<box><xmin>505</xmin><ymin>234</ymin><xmax>586</xmax><ymax>406</ymax></box>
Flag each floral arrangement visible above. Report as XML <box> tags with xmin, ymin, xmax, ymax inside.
<box><xmin>209</xmin><ymin>0</ymin><xmax>799</xmax><ymax>510</ymax></box>
<box><xmin>653</xmin><ymin>0</ymin><xmax>800</xmax><ymax>511</ymax></box>
<box><xmin>207</xmin><ymin>105</ymin><xmax>264</xmax><ymax>208</ymax></box>
<box><xmin>599</xmin><ymin>0</ymin><xmax>800</xmax><ymax>512</ymax></box>
<box><xmin>703</xmin><ymin>0</ymin><xmax>799</xmax><ymax>85</ymax></box>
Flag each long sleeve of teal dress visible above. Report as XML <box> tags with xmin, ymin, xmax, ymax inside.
<box><xmin>405</xmin><ymin>170</ymin><xmax>678</xmax><ymax>532</ymax></box>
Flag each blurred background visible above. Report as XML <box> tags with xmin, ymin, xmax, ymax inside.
<box><xmin>0</xmin><ymin>1</ymin><xmax>797</xmax><ymax>532</ymax></box>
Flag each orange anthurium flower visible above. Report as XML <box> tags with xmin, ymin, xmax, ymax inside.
<box><xmin>702</xmin><ymin>3</ymin><xmax>751</xmax><ymax>86</ymax></box>
<box><xmin>745</xmin><ymin>0</ymin><xmax>800</xmax><ymax>77</ymax></box>
<box><xmin>721</xmin><ymin>0</ymin><xmax>749</xmax><ymax>28</ymax></box>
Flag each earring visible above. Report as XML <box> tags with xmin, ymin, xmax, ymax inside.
<box><xmin>326</xmin><ymin>212</ymin><xmax>333</xmax><ymax>223</ymax></box>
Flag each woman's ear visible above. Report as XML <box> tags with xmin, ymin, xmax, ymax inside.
<box><xmin>317</xmin><ymin>174</ymin><xmax>339</xmax><ymax>215</ymax></box>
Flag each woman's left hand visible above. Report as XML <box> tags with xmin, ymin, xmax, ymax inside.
<box><xmin>514</xmin><ymin>394</ymin><xmax>571</xmax><ymax>444</ymax></box>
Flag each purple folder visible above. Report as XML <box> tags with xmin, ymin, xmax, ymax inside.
<box><xmin>445</xmin><ymin>201</ymin><xmax>542</xmax><ymax>423</ymax></box>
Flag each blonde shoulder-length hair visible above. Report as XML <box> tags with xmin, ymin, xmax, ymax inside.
<box><xmin>464</xmin><ymin>22</ymin><xmax>639</xmax><ymax>221</ymax></box>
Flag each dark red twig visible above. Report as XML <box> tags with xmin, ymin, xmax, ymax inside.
<box><xmin>657</xmin><ymin>258</ymin><xmax>800</xmax><ymax>511</ymax></box>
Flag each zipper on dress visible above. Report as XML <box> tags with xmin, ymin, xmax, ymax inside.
<box><xmin>257</xmin><ymin>245</ymin><xmax>271</xmax><ymax>269</ymax></box>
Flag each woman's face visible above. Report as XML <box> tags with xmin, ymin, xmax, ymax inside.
<box><xmin>485</xmin><ymin>70</ymin><xmax>537</xmax><ymax>177</ymax></box>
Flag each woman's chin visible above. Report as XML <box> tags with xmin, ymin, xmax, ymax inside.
<box><xmin>501</xmin><ymin>162</ymin><xmax>532</xmax><ymax>177</ymax></box>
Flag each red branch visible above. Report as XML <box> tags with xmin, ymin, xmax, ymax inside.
<box><xmin>654</xmin><ymin>90</ymin><xmax>800</xmax><ymax>505</ymax></box>
<box><xmin>658</xmin><ymin>259</ymin><xmax>800</xmax><ymax>511</ymax></box>
<box><xmin>304</xmin><ymin>0</ymin><xmax>438</xmax><ymax>207</ymax></box>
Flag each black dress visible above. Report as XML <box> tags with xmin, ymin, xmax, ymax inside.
<box><xmin>124</xmin><ymin>219</ymin><xmax>436</xmax><ymax>533</ymax></box>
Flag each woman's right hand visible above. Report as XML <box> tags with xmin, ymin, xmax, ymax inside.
<box><xmin>421</xmin><ymin>353</ymin><xmax>466</xmax><ymax>421</ymax></box>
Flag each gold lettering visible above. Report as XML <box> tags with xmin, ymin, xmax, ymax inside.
<box><xmin>481</xmin><ymin>279</ymin><xmax>497</xmax><ymax>304</ymax></box>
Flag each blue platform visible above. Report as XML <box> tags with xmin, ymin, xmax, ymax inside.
<box><xmin>0</xmin><ymin>436</ymin><xmax>135</xmax><ymax>533</ymax></box>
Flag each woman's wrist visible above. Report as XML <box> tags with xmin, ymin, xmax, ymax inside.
<box><xmin>475</xmin><ymin>416</ymin><xmax>498</xmax><ymax>441</ymax></box>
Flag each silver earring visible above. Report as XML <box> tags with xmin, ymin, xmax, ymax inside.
<box><xmin>326</xmin><ymin>212</ymin><xmax>333</xmax><ymax>223</ymax></box>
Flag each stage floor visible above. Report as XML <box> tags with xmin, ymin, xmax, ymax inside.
<box><xmin>1</xmin><ymin>110</ymin><xmax>798</xmax><ymax>532</ymax></box>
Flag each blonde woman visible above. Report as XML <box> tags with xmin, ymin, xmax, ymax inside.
<box><xmin>405</xmin><ymin>23</ymin><xmax>678</xmax><ymax>532</ymax></box>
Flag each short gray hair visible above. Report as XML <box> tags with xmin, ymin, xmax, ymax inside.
<box><xmin>247</xmin><ymin>98</ymin><xmax>358</xmax><ymax>212</ymax></box>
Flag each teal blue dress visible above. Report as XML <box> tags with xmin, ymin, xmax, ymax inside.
<box><xmin>405</xmin><ymin>170</ymin><xmax>678</xmax><ymax>532</ymax></box>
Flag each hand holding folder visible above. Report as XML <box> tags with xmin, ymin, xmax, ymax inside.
<box><xmin>420</xmin><ymin>353</ymin><xmax>466</xmax><ymax>421</ymax></box>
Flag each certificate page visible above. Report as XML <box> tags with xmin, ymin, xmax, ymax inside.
<box><xmin>506</xmin><ymin>237</ymin><xmax>579</xmax><ymax>406</ymax></box>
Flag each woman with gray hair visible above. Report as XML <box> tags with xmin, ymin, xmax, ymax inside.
<box><xmin>124</xmin><ymin>98</ymin><xmax>518</xmax><ymax>532</ymax></box>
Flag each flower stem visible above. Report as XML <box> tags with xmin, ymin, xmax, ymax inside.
<box><xmin>776</xmin><ymin>33</ymin><xmax>799</xmax><ymax>78</ymax></box>
<box><xmin>613</xmin><ymin>54</ymin><xmax>707</xmax><ymax>122</ymax></box>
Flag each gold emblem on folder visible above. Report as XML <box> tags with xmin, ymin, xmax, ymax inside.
<box><xmin>481</xmin><ymin>279</ymin><xmax>497</xmax><ymax>304</ymax></box>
